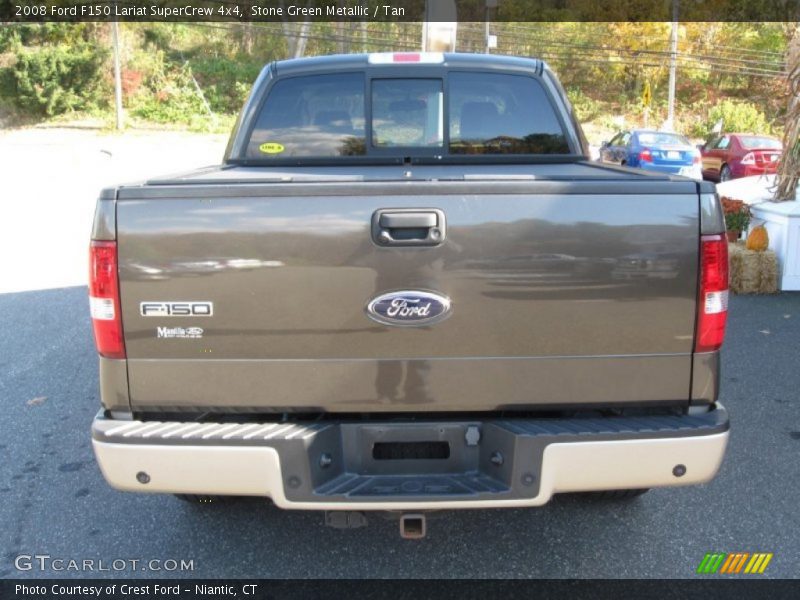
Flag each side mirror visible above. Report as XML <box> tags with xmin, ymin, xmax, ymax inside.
<box><xmin>696</xmin><ymin>143</ymin><xmax>706</xmax><ymax>152</ymax></box>
<box><xmin>601</xmin><ymin>140</ymin><xmax>610</xmax><ymax>148</ymax></box>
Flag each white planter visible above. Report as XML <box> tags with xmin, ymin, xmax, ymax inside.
<box><xmin>750</xmin><ymin>201</ymin><xmax>800</xmax><ymax>291</ymax></box>
<box><xmin>715</xmin><ymin>175</ymin><xmax>800</xmax><ymax>291</ymax></box>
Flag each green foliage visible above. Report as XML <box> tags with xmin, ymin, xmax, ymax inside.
<box><xmin>702</xmin><ymin>100</ymin><xmax>771</xmax><ymax>138</ymax></box>
<box><xmin>680</xmin><ymin>108</ymin><xmax>712</xmax><ymax>140</ymax></box>
<box><xmin>6</xmin><ymin>43</ymin><xmax>109</xmax><ymax>116</ymax></box>
<box><xmin>128</xmin><ymin>62</ymin><xmax>208</xmax><ymax>125</ymax></box>
<box><xmin>189</xmin><ymin>56</ymin><xmax>261</xmax><ymax>114</ymax></box>
<box><xmin>0</xmin><ymin>28</ymin><xmax>21</xmax><ymax>53</ymax></box>
<box><xmin>721</xmin><ymin>197</ymin><xmax>751</xmax><ymax>232</ymax></box>
<box><xmin>140</xmin><ymin>24</ymin><xmax>192</xmax><ymax>52</ymax></box>
<box><xmin>119</xmin><ymin>24</ymin><xmax>274</xmax><ymax>129</ymax></box>
<box><xmin>1</xmin><ymin>24</ymin><xmax>101</xmax><ymax>50</ymax></box>
<box><xmin>566</xmin><ymin>88</ymin><xmax>602</xmax><ymax>122</ymax></box>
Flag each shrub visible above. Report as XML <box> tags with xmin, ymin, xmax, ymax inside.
<box><xmin>683</xmin><ymin>105</ymin><xmax>714</xmax><ymax>139</ymax></box>
<box><xmin>7</xmin><ymin>43</ymin><xmax>109</xmax><ymax>116</ymax></box>
<box><xmin>566</xmin><ymin>88</ymin><xmax>602</xmax><ymax>122</ymax></box>
<box><xmin>721</xmin><ymin>196</ymin><xmax>751</xmax><ymax>232</ymax></box>
<box><xmin>0</xmin><ymin>28</ymin><xmax>21</xmax><ymax>53</ymax></box>
<box><xmin>128</xmin><ymin>63</ymin><xmax>208</xmax><ymax>125</ymax></box>
<box><xmin>702</xmin><ymin>100</ymin><xmax>770</xmax><ymax>139</ymax></box>
<box><xmin>189</xmin><ymin>56</ymin><xmax>262</xmax><ymax>114</ymax></box>
<box><xmin>1</xmin><ymin>24</ymin><xmax>100</xmax><ymax>52</ymax></box>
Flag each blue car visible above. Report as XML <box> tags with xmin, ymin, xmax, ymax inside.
<box><xmin>599</xmin><ymin>129</ymin><xmax>702</xmax><ymax>179</ymax></box>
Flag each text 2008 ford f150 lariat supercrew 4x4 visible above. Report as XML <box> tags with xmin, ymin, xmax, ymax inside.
<box><xmin>89</xmin><ymin>53</ymin><xmax>729</xmax><ymax>535</ymax></box>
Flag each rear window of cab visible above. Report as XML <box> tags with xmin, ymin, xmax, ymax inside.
<box><xmin>245</xmin><ymin>71</ymin><xmax>570</xmax><ymax>159</ymax></box>
<box><xmin>637</xmin><ymin>132</ymin><xmax>691</xmax><ymax>146</ymax></box>
<box><xmin>738</xmin><ymin>136</ymin><xmax>782</xmax><ymax>150</ymax></box>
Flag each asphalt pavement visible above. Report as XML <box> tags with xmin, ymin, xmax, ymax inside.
<box><xmin>0</xmin><ymin>289</ymin><xmax>798</xmax><ymax>579</ymax></box>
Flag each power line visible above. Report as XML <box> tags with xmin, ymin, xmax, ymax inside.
<box><xmin>175</xmin><ymin>20</ymin><xmax>419</xmax><ymax>50</ymax></box>
<box><xmin>253</xmin><ymin>21</ymin><xmax>789</xmax><ymax>78</ymax></box>
<box><xmin>456</xmin><ymin>25</ymin><xmax>786</xmax><ymax>74</ymax></box>
<box><xmin>495</xmin><ymin>22</ymin><xmax>787</xmax><ymax>59</ymax></box>
<box><xmin>459</xmin><ymin>23</ymin><xmax>787</xmax><ymax>73</ymax></box>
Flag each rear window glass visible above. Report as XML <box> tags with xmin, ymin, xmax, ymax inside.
<box><xmin>448</xmin><ymin>72</ymin><xmax>569</xmax><ymax>154</ymax></box>
<box><xmin>637</xmin><ymin>132</ymin><xmax>690</xmax><ymax>146</ymax></box>
<box><xmin>739</xmin><ymin>136</ymin><xmax>782</xmax><ymax>150</ymax></box>
<box><xmin>372</xmin><ymin>79</ymin><xmax>443</xmax><ymax>147</ymax></box>
<box><xmin>244</xmin><ymin>70</ymin><xmax>572</xmax><ymax>159</ymax></box>
<box><xmin>246</xmin><ymin>73</ymin><xmax>366</xmax><ymax>158</ymax></box>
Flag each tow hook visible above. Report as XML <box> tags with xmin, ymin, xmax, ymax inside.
<box><xmin>399</xmin><ymin>513</ymin><xmax>426</xmax><ymax>540</ymax></box>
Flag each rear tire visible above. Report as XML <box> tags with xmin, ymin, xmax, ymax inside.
<box><xmin>720</xmin><ymin>164</ymin><xmax>732</xmax><ymax>182</ymax></box>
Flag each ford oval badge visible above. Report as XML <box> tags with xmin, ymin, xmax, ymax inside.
<box><xmin>366</xmin><ymin>290</ymin><xmax>452</xmax><ymax>327</ymax></box>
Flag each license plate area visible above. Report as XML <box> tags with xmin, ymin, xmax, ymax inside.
<box><xmin>348</xmin><ymin>423</ymin><xmax>474</xmax><ymax>475</ymax></box>
<box><xmin>373</xmin><ymin>441</ymin><xmax>450</xmax><ymax>460</ymax></box>
<box><xmin>667</xmin><ymin>150</ymin><xmax>681</xmax><ymax>159</ymax></box>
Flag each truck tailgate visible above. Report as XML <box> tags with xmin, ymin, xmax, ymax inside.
<box><xmin>117</xmin><ymin>178</ymin><xmax>699</xmax><ymax>412</ymax></box>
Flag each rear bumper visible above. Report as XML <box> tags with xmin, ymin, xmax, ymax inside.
<box><xmin>92</xmin><ymin>406</ymin><xmax>729</xmax><ymax>510</ymax></box>
<box><xmin>640</xmin><ymin>163</ymin><xmax>702</xmax><ymax>179</ymax></box>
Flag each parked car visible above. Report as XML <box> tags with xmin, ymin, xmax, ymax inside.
<box><xmin>89</xmin><ymin>53</ymin><xmax>729</xmax><ymax>538</ymax></box>
<box><xmin>700</xmin><ymin>133</ymin><xmax>783</xmax><ymax>182</ymax></box>
<box><xmin>599</xmin><ymin>129</ymin><xmax>702</xmax><ymax>179</ymax></box>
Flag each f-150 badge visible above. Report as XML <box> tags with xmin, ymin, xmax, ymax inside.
<box><xmin>366</xmin><ymin>291</ymin><xmax>451</xmax><ymax>327</ymax></box>
<box><xmin>140</xmin><ymin>302</ymin><xmax>213</xmax><ymax>317</ymax></box>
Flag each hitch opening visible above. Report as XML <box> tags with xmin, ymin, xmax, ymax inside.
<box><xmin>399</xmin><ymin>513</ymin><xmax>426</xmax><ymax>540</ymax></box>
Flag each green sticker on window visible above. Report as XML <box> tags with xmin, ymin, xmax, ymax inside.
<box><xmin>259</xmin><ymin>142</ymin><xmax>285</xmax><ymax>154</ymax></box>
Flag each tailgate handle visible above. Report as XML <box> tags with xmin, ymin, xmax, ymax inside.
<box><xmin>380</xmin><ymin>213</ymin><xmax>437</xmax><ymax>228</ymax></box>
<box><xmin>372</xmin><ymin>209</ymin><xmax>446</xmax><ymax>247</ymax></box>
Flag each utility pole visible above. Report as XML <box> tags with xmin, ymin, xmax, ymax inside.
<box><xmin>421</xmin><ymin>0</ymin><xmax>429</xmax><ymax>51</ymax></box>
<box><xmin>422</xmin><ymin>0</ymin><xmax>458</xmax><ymax>52</ymax></box>
<box><xmin>484</xmin><ymin>8</ymin><xmax>490</xmax><ymax>53</ymax></box>
<box><xmin>666</xmin><ymin>0</ymin><xmax>679</xmax><ymax>131</ymax></box>
<box><xmin>485</xmin><ymin>0</ymin><xmax>497</xmax><ymax>54</ymax></box>
<box><xmin>112</xmin><ymin>20</ymin><xmax>123</xmax><ymax>130</ymax></box>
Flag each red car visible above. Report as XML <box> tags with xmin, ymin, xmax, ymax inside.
<box><xmin>700</xmin><ymin>133</ymin><xmax>782</xmax><ymax>182</ymax></box>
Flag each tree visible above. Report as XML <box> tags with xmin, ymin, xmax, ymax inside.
<box><xmin>775</xmin><ymin>25</ymin><xmax>799</xmax><ymax>202</ymax></box>
<box><xmin>279</xmin><ymin>0</ymin><xmax>311</xmax><ymax>58</ymax></box>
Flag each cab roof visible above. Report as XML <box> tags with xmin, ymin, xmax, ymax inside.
<box><xmin>272</xmin><ymin>52</ymin><xmax>545</xmax><ymax>76</ymax></box>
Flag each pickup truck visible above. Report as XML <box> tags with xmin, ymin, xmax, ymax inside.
<box><xmin>89</xmin><ymin>53</ymin><xmax>730</xmax><ymax>538</ymax></box>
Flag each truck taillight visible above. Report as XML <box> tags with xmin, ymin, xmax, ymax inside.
<box><xmin>695</xmin><ymin>234</ymin><xmax>729</xmax><ymax>353</ymax></box>
<box><xmin>89</xmin><ymin>241</ymin><xmax>126</xmax><ymax>359</ymax></box>
<box><xmin>741</xmin><ymin>152</ymin><xmax>755</xmax><ymax>165</ymax></box>
<box><xmin>392</xmin><ymin>52</ymin><xmax>421</xmax><ymax>62</ymax></box>
<box><xmin>368</xmin><ymin>52</ymin><xmax>444</xmax><ymax>64</ymax></box>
